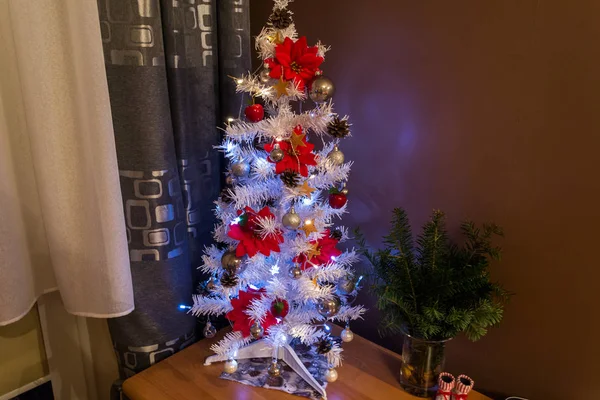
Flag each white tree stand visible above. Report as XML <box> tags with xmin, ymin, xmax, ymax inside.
<box><xmin>204</xmin><ymin>339</ymin><xmax>327</xmax><ymax>399</ymax></box>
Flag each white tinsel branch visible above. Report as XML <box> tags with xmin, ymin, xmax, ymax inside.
<box><xmin>288</xmin><ymin>323</ymin><xmax>326</xmax><ymax>345</ymax></box>
<box><xmin>255</xmin><ymin>215</ymin><xmax>279</xmax><ymax>238</ymax></box>
<box><xmin>190</xmin><ymin>295</ymin><xmax>232</xmax><ymax>317</ymax></box>
<box><xmin>224</xmin><ymin>103</ymin><xmax>334</xmax><ymax>142</ymax></box>
<box><xmin>245</xmin><ymin>296</ymin><xmax>271</xmax><ymax>324</ymax></box>
<box><xmin>326</xmin><ymin>342</ymin><xmax>343</xmax><ymax>368</ymax></box>
<box><xmin>331</xmin><ymin>305</ymin><xmax>367</xmax><ymax>322</ymax></box>
<box><xmin>294</xmin><ymin>276</ymin><xmax>335</xmax><ymax>304</ymax></box>
<box><xmin>234</xmin><ymin>73</ymin><xmax>306</xmax><ymax>104</ymax></box>
<box><xmin>210</xmin><ymin>331</ymin><xmax>251</xmax><ymax>357</ymax></box>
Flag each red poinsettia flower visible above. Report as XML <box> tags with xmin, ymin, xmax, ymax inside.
<box><xmin>265</xmin><ymin>36</ymin><xmax>324</xmax><ymax>91</ymax></box>
<box><xmin>293</xmin><ymin>230</ymin><xmax>342</xmax><ymax>271</ymax></box>
<box><xmin>264</xmin><ymin>126</ymin><xmax>317</xmax><ymax>177</ymax></box>
<box><xmin>228</xmin><ymin>206</ymin><xmax>284</xmax><ymax>257</ymax></box>
<box><xmin>226</xmin><ymin>288</ymin><xmax>278</xmax><ymax>337</ymax></box>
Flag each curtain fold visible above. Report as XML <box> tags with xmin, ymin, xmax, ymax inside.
<box><xmin>0</xmin><ymin>0</ymin><xmax>134</xmax><ymax>326</ymax></box>
<box><xmin>95</xmin><ymin>0</ymin><xmax>251</xmax><ymax>377</ymax></box>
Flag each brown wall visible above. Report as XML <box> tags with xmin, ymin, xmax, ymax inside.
<box><xmin>251</xmin><ymin>1</ymin><xmax>600</xmax><ymax>399</ymax></box>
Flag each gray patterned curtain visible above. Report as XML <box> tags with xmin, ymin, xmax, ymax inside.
<box><xmin>95</xmin><ymin>0</ymin><xmax>250</xmax><ymax>379</ymax></box>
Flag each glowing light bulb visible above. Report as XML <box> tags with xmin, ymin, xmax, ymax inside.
<box><xmin>227</xmin><ymin>117</ymin><xmax>235</xmax><ymax>123</ymax></box>
<box><xmin>230</xmin><ymin>216</ymin><xmax>242</xmax><ymax>225</ymax></box>
<box><xmin>303</xmin><ymin>197</ymin><xmax>313</xmax><ymax>206</ymax></box>
<box><xmin>270</xmin><ymin>263</ymin><xmax>280</xmax><ymax>275</ymax></box>
<box><xmin>324</xmin><ymin>324</ymin><xmax>331</xmax><ymax>332</ymax></box>
<box><xmin>178</xmin><ymin>304</ymin><xmax>191</xmax><ymax>310</ymax></box>
<box><xmin>236</xmin><ymin>78</ymin><xmax>243</xmax><ymax>84</ymax></box>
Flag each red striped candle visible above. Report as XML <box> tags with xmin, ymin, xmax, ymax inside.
<box><xmin>453</xmin><ymin>375</ymin><xmax>475</xmax><ymax>400</ymax></box>
<box><xmin>435</xmin><ymin>372</ymin><xmax>455</xmax><ymax>400</ymax></box>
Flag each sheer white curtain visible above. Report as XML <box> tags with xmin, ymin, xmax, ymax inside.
<box><xmin>0</xmin><ymin>0</ymin><xmax>133</xmax><ymax>324</ymax></box>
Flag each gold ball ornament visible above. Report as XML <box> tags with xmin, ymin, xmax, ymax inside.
<box><xmin>282</xmin><ymin>207</ymin><xmax>301</xmax><ymax>230</ymax></box>
<box><xmin>289</xmin><ymin>265</ymin><xmax>302</xmax><ymax>279</ymax></box>
<box><xmin>267</xmin><ymin>361</ymin><xmax>282</xmax><ymax>377</ymax></box>
<box><xmin>308</xmin><ymin>76</ymin><xmax>335</xmax><ymax>104</ymax></box>
<box><xmin>269</xmin><ymin>143</ymin><xmax>285</xmax><ymax>162</ymax></box>
<box><xmin>221</xmin><ymin>250</ymin><xmax>245</xmax><ymax>275</ymax></box>
<box><xmin>325</xmin><ymin>368</ymin><xmax>338</xmax><ymax>383</ymax></box>
<box><xmin>259</xmin><ymin>68</ymin><xmax>272</xmax><ymax>83</ymax></box>
<box><xmin>224</xmin><ymin>359</ymin><xmax>238</xmax><ymax>374</ymax></box>
<box><xmin>231</xmin><ymin>161</ymin><xmax>250</xmax><ymax>177</ymax></box>
<box><xmin>203</xmin><ymin>322</ymin><xmax>217</xmax><ymax>339</ymax></box>
<box><xmin>327</xmin><ymin>145</ymin><xmax>345</xmax><ymax>166</ymax></box>
<box><xmin>250</xmin><ymin>322</ymin><xmax>264</xmax><ymax>339</ymax></box>
<box><xmin>341</xmin><ymin>328</ymin><xmax>354</xmax><ymax>343</ymax></box>
<box><xmin>317</xmin><ymin>295</ymin><xmax>342</xmax><ymax>318</ymax></box>
<box><xmin>337</xmin><ymin>275</ymin><xmax>356</xmax><ymax>294</ymax></box>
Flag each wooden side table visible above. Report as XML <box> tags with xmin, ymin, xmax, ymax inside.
<box><xmin>123</xmin><ymin>327</ymin><xmax>490</xmax><ymax>400</ymax></box>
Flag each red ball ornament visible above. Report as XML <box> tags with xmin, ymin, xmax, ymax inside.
<box><xmin>328</xmin><ymin>188</ymin><xmax>347</xmax><ymax>209</ymax></box>
<box><xmin>270</xmin><ymin>298</ymin><xmax>290</xmax><ymax>318</ymax></box>
<box><xmin>245</xmin><ymin>104</ymin><xmax>264</xmax><ymax>122</ymax></box>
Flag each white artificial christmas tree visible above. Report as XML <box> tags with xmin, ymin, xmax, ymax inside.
<box><xmin>190</xmin><ymin>1</ymin><xmax>365</xmax><ymax>397</ymax></box>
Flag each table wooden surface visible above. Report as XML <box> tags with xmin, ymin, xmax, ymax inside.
<box><xmin>123</xmin><ymin>327</ymin><xmax>491</xmax><ymax>400</ymax></box>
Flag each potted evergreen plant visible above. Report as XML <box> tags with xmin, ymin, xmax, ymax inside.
<box><xmin>357</xmin><ymin>208</ymin><xmax>511</xmax><ymax>398</ymax></box>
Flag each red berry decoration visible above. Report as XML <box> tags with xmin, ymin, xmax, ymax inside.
<box><xmin>328</xmin><ymin>188</ymin><xmax>347</xmax><ymax>209</ymax></box>
<box><xmin>270</xmin><ymin>298</ymin><xmax>290</xmax><ymax>318</ymax></box>
<box><xmin>245</xmin><ymin>104</ymin><xmax>264</xmax><ymax>122</ymax></box>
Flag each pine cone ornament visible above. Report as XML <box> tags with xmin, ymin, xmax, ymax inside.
<box><xmin>327</xmin><ymin>117</ymin><xmax>350</xmax><ymax>138</ymax></box>
<box><xmin>220</xmin><ymin>272</ymin><xmax>239</xmax><ymax>288</ymax></box>
<box><xmin>329</xmin><ymin>229</ymin><xmax>343</xmax><ymax>240</ymax></box>
<box><xmin>268</xmin><ymin>9</ymin><xmax>293</xmax><ymax>29</ymax></box>
<box><xmin>280</xmin><ymin>170</ymin><xmax>300</xmax><ymax>187</ymax></box>
<box><xmin>316</xmin><ymin>338</ymin><xmax>333</xmax><ymax>354</ymax></box>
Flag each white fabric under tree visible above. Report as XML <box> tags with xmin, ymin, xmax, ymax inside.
<box><xmin>0</xmin><ymin>0</ymin><xmax>134</xmax><ymax>326</ymax></box>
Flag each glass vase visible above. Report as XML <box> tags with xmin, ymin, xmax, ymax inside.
<box><xmin>399</xmin><ymin>332</ymin><xmax>451</xmax><ymax>398</ymax></box>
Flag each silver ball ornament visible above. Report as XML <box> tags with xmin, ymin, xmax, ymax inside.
<box><xmin>221</xmin><ymin>250</ymin><xmax>245</xmax><ymax>274</ymax></box>
<box><xmin>224</xmin><ymin>359</ymin><xmax>238</xmax><ymax>374</ymax></box>
<box><xmin>308</xmin><ymin>76</ymin><xmax>335</xmax><ymax>104</ymax></box>
<box><xmin>282</xmin><ymin>207</ymin><xmax>301</xmax><ymax>230</ymax></box>
<box><xmin>325</xmin><ymin>368</ymin><xmax>338</xmax><ymax>383</ymax></box>
<box><xmin>267</xmin><ymin>361</ymin><xmax>282</xmax><ymax>377</ymax></box>
<box><xmin>341</xmin><ymin>328</ymin><xmax>354</xmax><ymax>343</ymax></box>
<box><xmin>289</xmin><ymin>266</ymin><xmax>302</xmax><ymax>279</ymax></box>
<box><xmin>203</xmin><ymin>322</ymin><xmax>217</xmax><ymax>339</ymax></box>
<box><xmin>317</xmin><ymin>295</ymin><xmax>342</xmax><ymax>318</ymax></box>
<box><xmin>259</xmin><ymin>68</ymin><xmax>272</xmax><ymax>83</ymax></box>
<box><xmin>269</xmin><ymin>144</ymin><xmax>285</xmax><ymax>162</ymax></box>
<box><xmin>231</xmin><ymin>161</ymin><xmax>250</xmax><ymax>177</ymax></box>
<box><xmin>250</xmin><ymin>322</ymin><xmax>264</xmax><ymax>339</ymax></box>
<box><xmin>327</xmin><ymin>145</ymin><xmax>345</xmax><ymax>166</ymax></box>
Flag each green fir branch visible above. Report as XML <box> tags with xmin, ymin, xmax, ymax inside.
<box><xmin>357</xmin><ymin>208</ymin><xmax>512</xmax><ymax>341</ymax></box>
